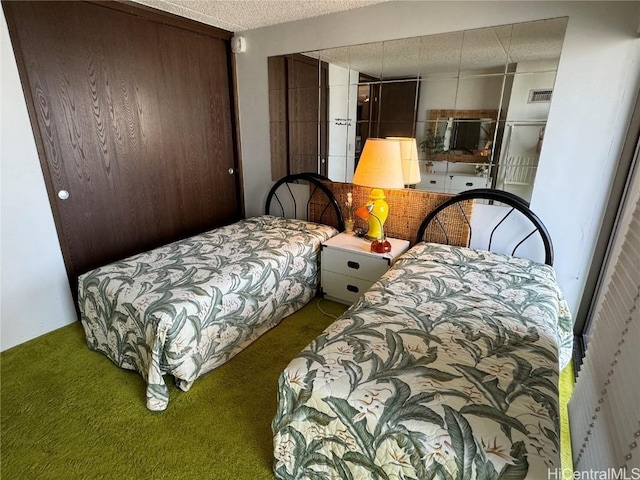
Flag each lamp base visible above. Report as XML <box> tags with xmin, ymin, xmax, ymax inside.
<box><xmin>365</xmin><ymin>189</ymin><xmax>388</xmax><ymax>241</ymax></box>
<box><xmin>370</xmin><ymin>239</ymin><xmax>392</xmax><ymax>253</ymax></box>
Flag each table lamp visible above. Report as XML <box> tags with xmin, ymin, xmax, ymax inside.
<box><xmin>355</xmin><ymin>203</ymin><xmax>392</xmax><ymax>253</ymax></box>
<box><xmin>387</xmin><ymin>137</ymin><xmax>421</xmax><ymax>187</ymax></box>
<box><xmin>352</xmin><ymin>138</ymin><xmax>404</xmax><ymax>242</ymax></box>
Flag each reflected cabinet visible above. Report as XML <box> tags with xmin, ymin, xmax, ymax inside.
<box><xmin>268</xmin><ymin>17</ymin><xmax>568</xmax><ymax>202</ymax></box>
<box><xmin>269</xmin><ymin>54</ymin><xmax>328</xmax><ymax>179</ymax></box>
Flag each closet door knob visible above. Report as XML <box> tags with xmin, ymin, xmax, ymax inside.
<box><xmin>228</xmin><ymin>168</ymin><xmax>235</xmax><ymax>175</ymax></box>
<box><xmin>58</xmin><ymin>190</ymin><xmax>70</xmax><ymax>200</ymax></box>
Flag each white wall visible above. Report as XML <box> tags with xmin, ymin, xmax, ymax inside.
<box><xmin>507</xmin><ymin>62</ymin><xmax>557</xmax><ymax>121</ymax></box>
<box><xmin>235</xmin><ymin>1</ymin><xmax>640</xmax><ymax>321</ymax></box>
<box><xmin>327</xmin><ymin>64</ymin><xmax>357</xmax><ymax>182</ymax></box>
<box><xmin>1</xmin><ymin>12</ymin><xmax>77</xmax><ymax>351</ymax></box>
<box><xmin>495</xmin><ymin>62</ymin><xmax>557</xmax><ymax>200</ymax></box>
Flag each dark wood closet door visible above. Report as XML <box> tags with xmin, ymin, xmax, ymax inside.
<box><xmin>375</xmin><ymin>80</ymin><xmax>419</xmax><ymax>138</ymax></box>
<box><xmin>267</xmin><ymin>54</ymin><xmax>327</xmax><ymax>178</ymax></box>
<box><xmin>287</xmin><ymin>55</ymin><xmax>328</xmax><ymax>176</ymax></box>
<box><xmin>4</xmin><ymin>1</ymin><xmax>241</xmax><ymax>284</ymax></box>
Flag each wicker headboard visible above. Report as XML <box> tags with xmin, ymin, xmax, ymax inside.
<box><xmin>311</xmin><ymin>181</ymin><xmax>473</xmax><ymax>247</ymax></box>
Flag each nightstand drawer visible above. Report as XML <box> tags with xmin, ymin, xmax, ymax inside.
<box><xmin>320</xmin><ymin>233</ymin><xmax>410</xmax><ymax>306</ymax></box>
<box><xmin>321</xmin><ymin>271</ymin><xmax>374</xmax><ymax>304</ymax></box>
<box><xmin>418</xmin><ymin>174</ymin><xmax>447</xmax><ymax>192</ymax></box>
<box><xmin>322</xmin><ymin>248</ymin><xmax>389</xmax><ymax>282</ymax></box>
<box><xmin>448</xmin><ymin>174</ymin><xmax>488</xmax><ymax>193</ymax></box>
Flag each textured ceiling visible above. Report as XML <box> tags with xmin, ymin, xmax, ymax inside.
<box><xmin>133</xmin><ymin>0</ymin><xmax>389</xmax><ymax>32</ymax></box>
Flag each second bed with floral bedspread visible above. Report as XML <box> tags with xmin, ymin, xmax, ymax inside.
<box><xmin>273</xmin><ymin>242</ymin><xmax>573</xmax><ymax>480</ymax></box>
<box><xmin>79</xmin><ymin>215</ymin><xmax>337</xmax><ymax>411</ymax></box>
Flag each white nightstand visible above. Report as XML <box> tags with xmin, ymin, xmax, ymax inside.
<box><xmin>320</xmin><ymin>233</ymin><xmax>410</xmax><ymax>305</ymax></box>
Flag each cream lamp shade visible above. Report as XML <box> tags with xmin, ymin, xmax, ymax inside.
<box><xmin>387</xmin><ymin>137</ymin><xmax>421</xmax><ymax>185</ymax></box>
<box><xmin>352</xmin><ymin>138</ymin><xmax>404</xmax><ymax>241</ymax></box>
<box><xmin>352</xmin><ymin>138</ymin><xmax>404</xmax><ymax>189</ymax></box>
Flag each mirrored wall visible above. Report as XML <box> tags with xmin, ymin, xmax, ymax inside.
<box><xmin>268</xmin><ymin>17</ymin><xmax>568</xmax><ymax>202</ymax></box>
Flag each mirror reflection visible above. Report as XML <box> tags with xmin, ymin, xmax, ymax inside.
<box><xmin>268</xmin><ymin>17</ymin><xmax>568</xmax><ymax>202</ymax></box>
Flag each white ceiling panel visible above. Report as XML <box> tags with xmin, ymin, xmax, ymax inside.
<box><xmin>133</xmin><ymin>0</ymin><xmax>390</xmax><ymax>32</ymax></box>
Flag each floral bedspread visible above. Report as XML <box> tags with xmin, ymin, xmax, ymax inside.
<box><xmin>273</xmin><ymin>242</ymin><xmax>573</xmax><ymax>480</ymax></box>
<box><xmin>78</xmin><ymin>215</ymin><xmax>337</xmax><ymax>411</ymax></box>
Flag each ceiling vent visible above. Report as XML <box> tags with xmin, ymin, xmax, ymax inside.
<box><xmin>528</xmin><ymin>89</ymin><xmax>553</xmax><ymax>103</ymax></box>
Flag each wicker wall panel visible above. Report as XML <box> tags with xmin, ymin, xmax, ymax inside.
<box><xmin>311</xmin><ymin>182</ymin><xmax>473</xmax><ymax>246</ymax></box>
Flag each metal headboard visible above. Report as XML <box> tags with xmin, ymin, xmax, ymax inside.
<box><xmin>416</xmin><ymin>188</ymin><xmax>554</xmax><ymax>265</ymax></box>
<box><xmin>265</xmin><ymin>173</ymin><xmax>345</xmax><ymax>231</ymax></box>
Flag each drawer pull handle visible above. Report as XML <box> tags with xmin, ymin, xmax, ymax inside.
<box><xmin>465</xmin><ymin>182</ymin><xmax>473</xmax><ymax>186</ymax></box>
<box><xmin>429</xmin><ymin>180</ymin><xmax>437</xmax><ymax>184</ymax></box>
<box><xmin>347</xmin><ymin>261</ymin><xmax>360</xmax><ymax>269</ymax></box>
<box><xmin>346</xmin><ymin>284</ymin><xmax>359</xmax><ymax>293</ymax></box>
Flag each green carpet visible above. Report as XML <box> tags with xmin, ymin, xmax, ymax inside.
<box><xmin>559</xmin><ymin>360</ymin><xmax>575</xmax><ymax>473</ymax></box>
<box><xmin>1</xmin><ymin>298</ymin><xmax>347</xmax><ymax>480</ymax></box>
<box><xmin>1</xmin><ymin>298</ymin><xmax>574</xmax><ymax>479</ymax></box>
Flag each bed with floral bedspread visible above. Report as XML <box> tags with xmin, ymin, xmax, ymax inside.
<box><xmin>79</xmin><ymin>215</ymin><xmax>338</xmax><ymax>411</ymax></box>
<box><xmin>273</xmin><ymin>242</ymin><xmax>573</xmax><ymax>480</ymax></box>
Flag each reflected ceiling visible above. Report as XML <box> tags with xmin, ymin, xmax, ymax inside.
<box><xmin>311</xmin><ymin>18</ymin><xmax>567</xmax><ymax>78</ymax></box>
